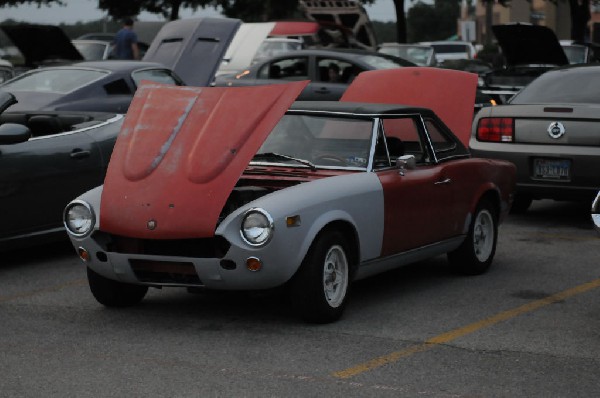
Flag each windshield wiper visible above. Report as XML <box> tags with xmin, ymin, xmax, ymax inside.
<box><xmin>253</xmin><ymin>152</ymin><xmax>317</xmax><ymax>171</ymax></box>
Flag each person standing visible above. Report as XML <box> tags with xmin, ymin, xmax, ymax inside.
<box><xmin>112</xmin><ymin>17</ymin><xmax>140</xmax><ymax>60</ymax></box>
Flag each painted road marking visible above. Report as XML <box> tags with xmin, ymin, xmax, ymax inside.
<box><xmin>333</xmin><ymin>278</ymin><xmax>600</xmax><ymax>379</ymax></box>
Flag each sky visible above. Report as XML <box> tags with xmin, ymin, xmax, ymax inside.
<box><xmin>0</xmin><ymin>0</ymin><xmax>406</xmax><ymax>24</ymax></box>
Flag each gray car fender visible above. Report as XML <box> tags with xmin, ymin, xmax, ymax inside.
<box><xmin>216</xmin><ymin>172</ymin><xmax>385</xmax><ymax>279</ymax></box>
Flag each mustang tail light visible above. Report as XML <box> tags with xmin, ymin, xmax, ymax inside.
<box><xmin>476</xmin><ymin>117</ymin><xmax>514</xmax><ymax>142</ymax></box>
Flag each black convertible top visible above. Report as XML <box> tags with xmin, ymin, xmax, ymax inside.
<box><xmin>289</xmin><ymin>101</ymin><xmax>436</xmax><ymax>117</ymax></box>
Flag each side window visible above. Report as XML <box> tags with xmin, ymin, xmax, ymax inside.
<box><xmin>257</xmin><ymin>57</ymin><xmax>308</xmax><ymax>81</ymax></box>
<box><xmin>103</xmin><ymin>79</ymin><xmax>132</xmax><ymax>95</ymax></box>
<box><xmin>317</xmin><ymin>58</ymin><xmax>361</xmax><ymax>83</ymax></box>
<box><xmin>132</xmin><ymin>69</ymin><xmax>183</xmax><ymax>87</ymax></box>
<box><xmin>424</xmin><ymin>118</ymin><xmax>459</xmax><ymax>161</ymax></box>
<box><xmin>382</xmin><ymin>117</ymin><xmax>427</xmax><ymax>165</ymax></box>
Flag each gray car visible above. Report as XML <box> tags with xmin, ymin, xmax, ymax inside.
<box><xmin>470</xmin><ymin>64</ymin><xmax>600</xmax><ymax>212</ymax></box>
<box><xmin>213</xmin><ymin>48</ymin><xmax>415</xmax><ymax>101</ymax></box>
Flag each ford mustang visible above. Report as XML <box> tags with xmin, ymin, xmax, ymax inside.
<box><xmin>63</xmin><ymin>68</ymin><xmax>516</xmax><ymax>323</ymax></box>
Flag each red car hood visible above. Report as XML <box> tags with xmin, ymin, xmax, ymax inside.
<box><xmin>340</xmin><ymin>67</ymin><xmax>477</xmax><ymax>146</ymax></box>
<box><xmin>100</xmin><ymin>81</ymin><xmax>308</xmax><ymax>239</ymax></box>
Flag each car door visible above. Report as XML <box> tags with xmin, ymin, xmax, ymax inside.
<box><xmin>0</xmin><ymin>127</ymin><xmax>104</xmax><ymax>240</ymax></box>
<box><xmin>374</xmin><ymin>117</ymin><xmax>454</xmax><ymax>256</ymax></box>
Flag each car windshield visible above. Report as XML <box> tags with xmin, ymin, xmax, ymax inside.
<box><xmin>73</xmin><ymin>41</ymin><xmax>109</xmax><ymax>61</ymax></box>
<box><xmin>1</xmin><ymin>68</ymin><xmax>107</xmax><ymax>93</ymax></box>
<box><xmin>510</xmin><ymin>67</ymin><xmax>600</xmax><ymax>104</ymax></box>
<box><xmin>253</xmin><ymin>114</ymin><xmax>374</xmax><ymax>169</ymax></box>
<box><xmin>132</xmin><ymin>69</ymin><xmax>182</xmax><ymax>86</ymax></box>
<box><xmin>354</xmin><ymin>54</ymin><xmax>408</xmax><ymax>69</ymax></box>
<box><xmin>379</xmin><ymin>46</ymin><xmax>433</xmax><ymax>66</ymax></box>
<box><xmin>561</xmin><ymin>45</ymin><xmax>587</xmax><ymax>64</ymax></box>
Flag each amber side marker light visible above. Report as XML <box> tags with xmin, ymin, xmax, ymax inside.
<box><xmin>246</xmin><ymin>257</ymin><xmax>262</xmax><ymax>272</ymax></box>
<box><xmin>286</xmin><ymin>215</ymin><xmax>301</xmax><ymax>227</ymax></box>
<box><xmin>78</xmin><ymin>247</ymin><xmax>91</xmax><ymax>262</ymax></box>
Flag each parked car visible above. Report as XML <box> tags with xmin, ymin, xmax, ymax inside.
<box><xmin>592</xmin><ymin>191</ymin><xmax>600</xmax><ymax>233</ymax></box>
<box><xmin>0</xmin><ymin>90</ymin><xmax>125</xmax><ymax>249</ymax></box>
<box><xmin>0</xmin><ymin>59</ymin><xmax>14</xmax><ymax>83</ymax></box>
<box><xmin>214</xmin><ymin>48</ymin><xmax>415</xmax><ymax>100</ymax></box>
<box><xmin>0</xmin><ymin>18</ymin><xmax>240</xmax><ymax>250</ymax></box>
<box><xmin>470</xmin><ymin>64</ymin><xmax>600</xmax><ymax>212</ymax></box>
<box><xmin>419</xmin><ymin>40</ymin><xmax>477</xmax><ymax>64</ymax></box>
<box><xmin>0</xmin><ymin>61</ymin><xmax>185</xmax><ymax>113</ymax></box>
<box><xmin>63</xmin><ymin>69</ymin><xmax>516</xmax><ymax>323</ymax></box>
<box><xmin>377</xmin><ymin>43</ymin><xmax>437</xmax><ymax>66</ymax></box>
<box><xmin>480</xmin><ymin>23</ymin><xmax>569</xmax><ymax>104</ymax></box>
<box><xmin>0</xmin><ymin>17</ymin><xmax>241</xmax><ymax>113</ymax></box>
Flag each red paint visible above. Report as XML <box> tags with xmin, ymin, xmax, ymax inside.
<box><xmin>100</xmin><ymin>81</ymin><xmax>308</xmax><ymax>239</ymax></box>
<box><xmin>270</xmin><ymin>21</ymin><xmax>320</xmax><ymax>36</ymax></box>
<box><xmin>340</xmin><ymin>67</ymin><xmax>477</xmax><ymax>146</ymax></box>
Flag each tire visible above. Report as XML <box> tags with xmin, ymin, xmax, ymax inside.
<box><xmin>87</xmin><ymin>267</ymin><xmax>148</xmax><ymax>307</ymax></box>
<box><xmin>510</xmin><ymin>194</ymin><xmax>532</xmax><ymax>214</ymax></box>
<box><xmin>289</xmin><ymin>230</ymin><xmax>352</xmax><ymax>324</ymax></box>
<box><xmin>448</xmin><ymin>199</ymin><xmax>498</xmax><ymax>275</ymax></box>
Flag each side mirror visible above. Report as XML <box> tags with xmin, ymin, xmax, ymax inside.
<box><xmin>0</xmin><ymin>123</ymin><xmax>31</xmax><ymax>145</ymax></box>
<box><xmin>592</xmin><ymin>191</ymin><xmax>600</xmax><ymax>234</ymax></box>
<box><xmin>396</xmin><ymin>154</ymin><xmax>416</xmax><ymax>176</ymax></box>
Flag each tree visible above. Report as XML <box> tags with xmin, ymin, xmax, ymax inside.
<box><xmin>407</xmin><ymin>0</ymin><xmax>460</xmax><ymax>42</ymax></box>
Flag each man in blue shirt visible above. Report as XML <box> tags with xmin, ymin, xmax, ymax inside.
<box><xmin>112</xmin><ymin>18</ymin><xmax>139</xmax><ymax>60</ymax></box>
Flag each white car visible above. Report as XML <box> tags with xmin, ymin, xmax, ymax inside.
<box><xmin>420</xmin><ymin>40</ymin><xmax>477</xmax><ymax>64</ymax></box>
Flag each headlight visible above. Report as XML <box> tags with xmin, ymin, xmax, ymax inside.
<box><xmin>64</xmin><ymin>200</ymin><xmax>95</xmax><ymax>238</ymax></box>
<box><xmin>240</xmin><ymin>208</ymin><xmax>273</xmax><ymax>246</ymax></box>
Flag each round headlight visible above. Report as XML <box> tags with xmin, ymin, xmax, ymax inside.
<box><xmin>64</xmin><ymin>200</ymin><xmax>95</xmax><ymax>238</ymax></box>
<box><xmin>241</xmin><ymin>209</ymin><xmax>273</xmax><ymax>246</ymax></box>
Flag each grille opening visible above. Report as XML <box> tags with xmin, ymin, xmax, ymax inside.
<box><xmin>105</xmin><ymin>235</ymin><xmax>231</xmax><ymax>258</ymax></box>
<box><xmin>130</xmin><ymin>259</ymin><xmax>202</xmax><ymax>285</ymax></box>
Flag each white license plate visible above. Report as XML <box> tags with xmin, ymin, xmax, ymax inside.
<box><xmin>533</xmin><ymin>158</ymin><xmax>571</xmax><ymax>180</ymax></box>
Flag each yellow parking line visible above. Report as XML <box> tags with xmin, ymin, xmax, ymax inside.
<box><xmin>333</xmin><ymin>278</ymin><xmax>600</xmax><ymax>379</ymax></box>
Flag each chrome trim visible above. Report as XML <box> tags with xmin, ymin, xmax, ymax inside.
<box><xmin>63</xmin><ymin>200</ymin><xmax>96</xmax><ymax>238</ymax></box>
<box><xmin>592</xmin><ymin>191</ymin><xmax>600</xmax><ymax>234</ymax></box>
<box><xmin>30</xmin><ymin>114</ymin><xmax>124</xmax><ymax>141</ymax></box>
<box><xmin>240</xmin><ymin>208</ymin><xmax>274</xmax><ymax>247</ymax></box>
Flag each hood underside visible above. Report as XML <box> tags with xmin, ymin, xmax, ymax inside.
<box><xmin>0</xmin><ymin>24</ymin><xmax>83</xmax><ymax>67</ymax></box>
<box><xmin>340</xmin><ymin>67</ymin><xmax>477</xmax><ymax>145</ymax></box>
<box><xmin>492</xmin><ymin>24</ymin><xmax>569</xmax><ymax>67</ymax></box>
<box><xmin>100</xmin><ymin>81</ymin><xmax>308</xmax><ymax>239</ymax></box>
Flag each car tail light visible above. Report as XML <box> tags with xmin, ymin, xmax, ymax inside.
<box><xmin>476</xmin><ymin>117</ymin><xmax>514</xmax><ymax>142</ymax></box>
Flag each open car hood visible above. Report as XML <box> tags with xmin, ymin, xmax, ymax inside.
<box><xmin>492</xmin><ymin>24</ymin><xmax>569</xmax><ymax>67</ymax></box>
<box><xmin>100</xmin><ymin>81</ymin><xmax>308</xmax><ymax>239</ymax></box>
<box><xmin>340</xmin><ymin>67</ymin><xmax>477</xmax><ymax>146</ymax></box>
<box><xmin>143</xmin><ymin>17</ymin><xmax>240</xmax><ymax>87</ymax></box>
<box><xmin>0</xmin><ymin>24</ymin><xmax>83</xmax><ymax>67</ymax></box>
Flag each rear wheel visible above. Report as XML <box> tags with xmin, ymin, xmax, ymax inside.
<box><xmin>448</xmin><ymin>199</ymin><xmax>497</xmax><ymax>275</ymax></box>
<box><xmin>290</xmin><ymin>230</ymin><xmax>351</xmax><ymax>323</ymax></box>
<box><xmin>87</xmin><ymin>267</ymin><xmax>148</xmax><ymax>307</ymax></box>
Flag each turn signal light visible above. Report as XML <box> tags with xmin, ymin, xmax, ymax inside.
<box><xmin>78</xmin><ymin>247</ymin><xmax>91</xmax><ymax>262</ymax></box>
<box><xmin>246</xmin><ymin>257</ymin><xmax>262</xmax><ymax>272</ymax></box>
<box><xmin>477</xmin><ymin>117</ymin><xmax>514</xmax><ymax>142</ymax></box>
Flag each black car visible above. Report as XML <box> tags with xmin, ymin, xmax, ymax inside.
<box><xmin>213</xmin><ymin>48</ymin><xmax>415</xmax><ymax>101</ymax></box>
<box><xmin>480</xmin><ymin>23</ymin><xmax>569</xmax><ymax>104</ymax></box>
<box><xmin>0</xmin><ymin>91</ymin><xmax>124</xmax><ymax>249</ymax></box>
<box><xmin>0</xmin><ymin>61</ymin><xmax>185</xmax><ymax>113</ymax></box>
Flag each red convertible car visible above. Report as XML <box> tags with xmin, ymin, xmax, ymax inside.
<box><xmin>64</xmin><ymin>68</ymin><xmax>516</xmax><ymax>323</ymax></box>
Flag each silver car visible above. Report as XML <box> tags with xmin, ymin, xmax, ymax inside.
<box><xmin>470</xmin><ymin>64</ymin><xmax>600</xmax><ymax>212</ymax></box>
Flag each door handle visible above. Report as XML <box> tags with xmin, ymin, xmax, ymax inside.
<box><xmin>70</xmin><ymin>149</ymin><xmax>91</xmax><ymax>159</ymax></box>
<box><xmin>434</xmin><ymin>178</ymin><xmax>451</xmax><ymax>185</ymax></box>
<box><xmin>314</xmin><ymin>87</ymin><xmax>331</xmax><ymax>94</ymax></box>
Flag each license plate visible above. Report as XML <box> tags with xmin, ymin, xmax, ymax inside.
<box><xmin>533</xmin><ymin>158</ymin><xmax>571</xmax><ymax>180</ymax></box>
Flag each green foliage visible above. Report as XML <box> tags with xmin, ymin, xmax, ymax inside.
<box><xmin>407</xmin><ymin>0</ymin><xmax>460</xmax><ymax>42</ymax></box>
<box><xmin>371</xmin><ymin>20</ymin><xmax>398</xmax><ymax>43</ymax></box>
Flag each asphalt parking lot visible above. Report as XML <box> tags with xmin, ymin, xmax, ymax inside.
<box><xmin>1</xmin><ymin>199</ymin><xmax>598</xmax><ymax>397</ymax></box>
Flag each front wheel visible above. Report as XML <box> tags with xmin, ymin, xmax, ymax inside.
<box><xmin>87</xmin><ymin>267</ymin><xmax>148</xmax><ymax>307</ymax></box>
<box><xmin>448</xmin><ymin>199</ymin><xmax>498</xmax><ymax>275</ymax></box>
<box><xmin>289</xmin><ymin>230</ymin><xmax>352</xmax><ymax>323</ymax></box>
